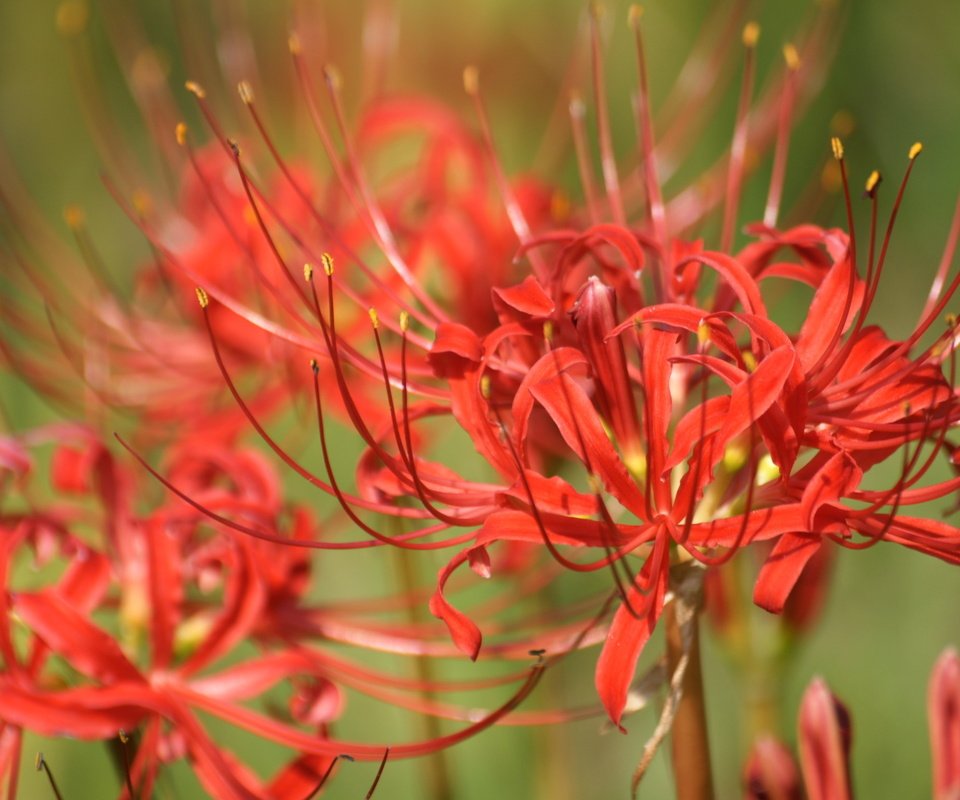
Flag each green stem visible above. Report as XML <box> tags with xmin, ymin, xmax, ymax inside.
<box><xmin>394</xmin><ymin>547</ymin><xmax>454</xmax><ymax>800</ymax></box>
<box><xmin>665</xmin><ymin>585</ymin><xmax>714</xmax><ymax>800</ymax></box>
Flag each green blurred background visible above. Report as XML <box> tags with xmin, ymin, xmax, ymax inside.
<box><xmin>1</xmin><ymin>0</ymin><xmax>959</xmax><ymax>797</ymax></box>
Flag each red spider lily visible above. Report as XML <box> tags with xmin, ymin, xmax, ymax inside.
<box><xmin>106</xmin><ymin>5</ymin><xmax>960</xmax><ymax>734</ymax></box>
<box><xmin>0</xmin><ymin>427</ymin><xmax>548</xmax><ymax>799</ymax></box>
<box><xmin>5</xmin><ymin>5</ymin><xmax>960</xmax><ymax>795</ymax></box>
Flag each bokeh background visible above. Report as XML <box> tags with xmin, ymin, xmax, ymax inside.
<box><xmin>1</xmin><ymin>0</ymin><xmax>959</xmax><ymax>797</ymax></box>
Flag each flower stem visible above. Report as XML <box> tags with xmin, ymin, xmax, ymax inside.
<box><xmin>393</xmin><ymin>546</ymin><xmax>453</xmax><ymax>800</ymax></box>
<box><xmin>665</xmin><ymin>585</ymin><xmax>714</xmax><ymax>800</ymax></box>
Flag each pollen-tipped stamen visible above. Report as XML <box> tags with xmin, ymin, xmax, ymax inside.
<box><xmin>588</xmin><ymin>2</ymin><xmax>626</xmax><ymax>225</ymax></box>
<box><xmin>320</xmin><ymin>65</ymin><xmax>450</xmax><ymax>325</ymax></box>
<box><xmin>463</xmin><ymin>65</ymin><xmax>549</xmax><ymax>279</ymax></box>
<box><xmin>236</xmin><ymin>79</ymin><xmax>435</xmax><ymax>332</ymax></box>
<box><xmin>628</xmin><ymin>5</ymin><xmax>668</xmax><ymax>297</ymax></box>
<box><xmin>569</xmin><ymin>91</ymin><xmax>602</xmax><ymax>224</ymax></box>
<box><xmin>35</xmin><ymin>753</ymin><xmax>64</xmax><ymax>800</ymax></box>
<box><xmin>720</xmin><ymin>22</ymin><xmax>759</xmax><ymax>254</ymax></box>
<box><xmin>762</xmin><ymin>43</ymin><xmax>800</xmax><ymax>228</ymax></box>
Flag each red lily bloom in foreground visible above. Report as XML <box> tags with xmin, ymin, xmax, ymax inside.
<box><xmin>4</xmin><ymin>3</ymin><xmax>960</xmax><ymax>794</ymax></box>
<box><xmin>144</xmin><ymin>8</ymin><xmax>960</xmax><ymax>733</ymax></box>
<box><xmin>0</xmin><ymin>427</ymin><xmax>545</xmax><ymax>799</ymax></box>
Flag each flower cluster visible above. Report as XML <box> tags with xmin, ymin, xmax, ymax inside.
<box><xmin>2</xmin><ymin>0</ymin><xmax>959</xmax><ymax>796</ymax></box>
<box><xmin>0</xmin><ymin>426</ymin><xmax>543</xmax><ymax>797</ymax></box>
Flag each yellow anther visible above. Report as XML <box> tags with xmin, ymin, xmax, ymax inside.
<box><xmin>237</xmin><ymin>80</ymin><xmax>254</xmax><ymax>105</ymax></box>
<box><xmin>756</xmin><ymin>454</ymin><xmax>780</xmax><ymax>486</ymax></box>
<box><xmin>132</xmin><ymin>189</ymin><xmax>153</xmax><ymax>217</ymax></box>
<box><xmin>309</xmin><ymin>358</ymin><xmax>318</xmax><ymax>371</ymax></box>
<box><xmin>782</xmin><ymin>43</ymin><xmax>800</xmax><ymax>71</ymax></box>
<box><xmin>830</xmin><ymin>136</ymin><xmax>844</xmax><ymax>161</ymax></box>
<box><xmin>288</xmin><ymin>33</ymin><xmax>302</xmax><ymax>54</ymax></box>
<box><xmin>131</xmin><ymin>48</ymin><xmax>167</xmax><ymax>92</ymax></box>
<box><xmin>723</xmin><ymin>444</ymin><xmax>748</xmax><ymax>473</ymax></box>
<box><xmin>399</xmin><ymin>310</ymin><xmax>410</xmax><ymax>332</ymax></box>
<box><xmin>865</xmin><ymin>170</ymin><xmax>882</xmax><ymax>194</ymax></box>
<box><xmin>184</xmin><ymin>80</ymin><xmax>206</xmax><ymax>99</ymax></box>
<box><xmin>55</xmin><ymin>1</ymin><xmax>88</xmax><ymax>36</ymax></box>
<box><xmin>909</xmin><ymin>141</ymin><xmax>923</xmax><ymax>160</ymax></box>
<box><xmin>320</xmin><ymin>252</ymin><xmax>334</xmax><ymax>276</ymax></box>
<box><xmin>63</xmin><ymin>206</ymin><xmax>85</xmax><ymax>230</ymax></box>
<box><xmin>463</xmin><ymin>65</ymin><xmax>479</xmax><ymax>96</ymax></box>
<box><xmin>323</xmin><ymin>65</ymin><xmax>342</xmax><ymax>90</ymax></box>
<box><xmin>118</xmin><ymin>730</ymin><xmax>129</xmax><ymax>744</ymax></box>
<box><xmin>369</xmin><ymin>307</ymin><xmax>380</xmax><ymax>329</ymax></box>
<box><xmin>696</xmin><ymin>321</ymin><xmax>710</xmax><ymax>348</ymax></box>
<box><xmin>35</xmin><ymin>753</ymin><xmax>44</xmax><ymax>771</ymax></box>
<box><xmin>543</xmin><ymin>320</ymin><xmax>554</xmax><ymax>342</ymax></box>
<box><xmin>624</xmin><ymin>451</ymin><xmax>646</xmax><ymax>482</ymax></box>
<box><xmin>627</xmin><ymin>4</ymin><xmax>644</xmax><ymax>28</ymax></box>
<box><xmin>173</xmin><ymin>613</ymin><xmax>214</xmax><ymax>659</ymax></box>
<box><xmin>550</xmin><ymin>190</ymin><xmax>571</xmax><ymax>223</ymax></box>
<box><xmin>175</xmin><ymin>122</ymin><xmax>187</xmax><ymax>146</ymax></box>
<box><xmin>947</xmin><ymin>313</ymin><xmax>958</xmax><ymax>328</ymax></box>
<box><xmin>742</xmin><ymin>22</ymin><xmax>760</xmax><ymax>48</ymax></box>
<box><xmin>303</xmin><ymin>263</ymin><xmax>314</xmax><ymax>282</ymax></box>
<box><xmin>195</xmin><ymin>287</ymin><xmax>209</xmax><ymax>309</ymax></box>
<box><xmin>742</xmin><ymin>350</ymin><xmax>758</xmax><ymax>372</ymax></box>
<box><xmin>830</xmin><ymin>110</ymin><xmax>856</xmax><ymax>138</ymax></box>
<box><xmin>821</xmin><ymin>161</ymin><xmax>842</xmax><ymax>194</ymax></box>
<box><xmin>480</xmin><ymin>374</ymin><xmax>492</xmax><ymax>399</ymax></box>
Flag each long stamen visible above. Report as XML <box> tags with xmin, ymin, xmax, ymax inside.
<box><xmin>462</xmin><ymin>67</ymin><xmax>549</xmax><ymax>279</ymax></box>
<box><xmin>762</xmin><ymin>43</ymin><xmax>800</xmax><ymax>228</ymax></box>
<box><xmin>309</xmin><ymin>358</ymin><xmax>456</xmax><ymax>549</ymax></box>
<box><xmin>236</xmin><ymin>81</ymin><xmax>433</xmax><ymax>331</ymax></box>
<box><xmin>920</xmin><ymin>192</ymin><xmax>960</xmax><ymax>325</ymax></box>
<box><xmin>305</xmin><ymin>755</ymin><xmax>344</xmax><ymax>799</ymax></box>
<box><xmin>321</xmin><ymin>67</ymin><xmax>450</xmax><ymax>324</ymax></box>
<box><xmin>835</xmin><ymin>418</ymin><xmax>912</xmax><ymax>551</ymax></box>
<box><xmin>628</xmin><ymin>5</ymin><xmax>668</xmax><ymax>297</ymax></box>
<box><xmin>35</xmin><ymin>753</ymin><xmax>63</xmax><ymax>800</ymax></box>
<box><xmin>364</xmin><ymin>748</ymin><xmax>390</xmax><ymax>799</ymax></box>
<box><xmin>227</xmin><ymin>141</ymin><xmax>312</xmax><ymax>309</ymax></box>
<box><xmin>588</xmin><ymin>2</ymin><xmax>626</xmax><ymax>225</ymax></box>
<box><xmin>720</xmin><ymin>22</ymin><xmax>759</xmax><ymax>254</ymax></box>
<box><xmin>118</xmin><ymin>730</ymin><xmax>136</xmax><ymax>800</ymax></box>
<box><xmin>569</xmin><ymin>92</ymin><xmax>602</xmax><ymax>224</ymax></box>
<box><xmin>819</xmin><ymin>144</ymin><xmax>935</xmax><ymax>394</ymax></box>
<box><xmin>63</xmin><ymin>206</ymin><xmax>126</xmax><ymax>306</ymax></box>
<box><xmin>804</xmin><ymin>140</ymin><xmax>863</xmax><ymax>388</ymax></box>
<box><xmin>396</xmin><ymin>316</ymin><xmax>479</xmax><ymax>522</ymax></box>
<box><xmin>197</xmin><ymin>284</ymin><xmax>435</xmax><ymax>522</ymax></box>
<box><xmin>174</xmin><ymin>123</ymin><xmax>250</xmax><ymax>251</ymax></box>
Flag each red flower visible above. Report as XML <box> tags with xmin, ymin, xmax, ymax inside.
<box><xmin>122</xmin><ymin>8</ymin><xmax>959</xmax><ymax>732</ymax></box>
<box><xmin>1</xmin><ymin>428</ymin><xmax>543</xmax><ymax>798</ymax></box>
